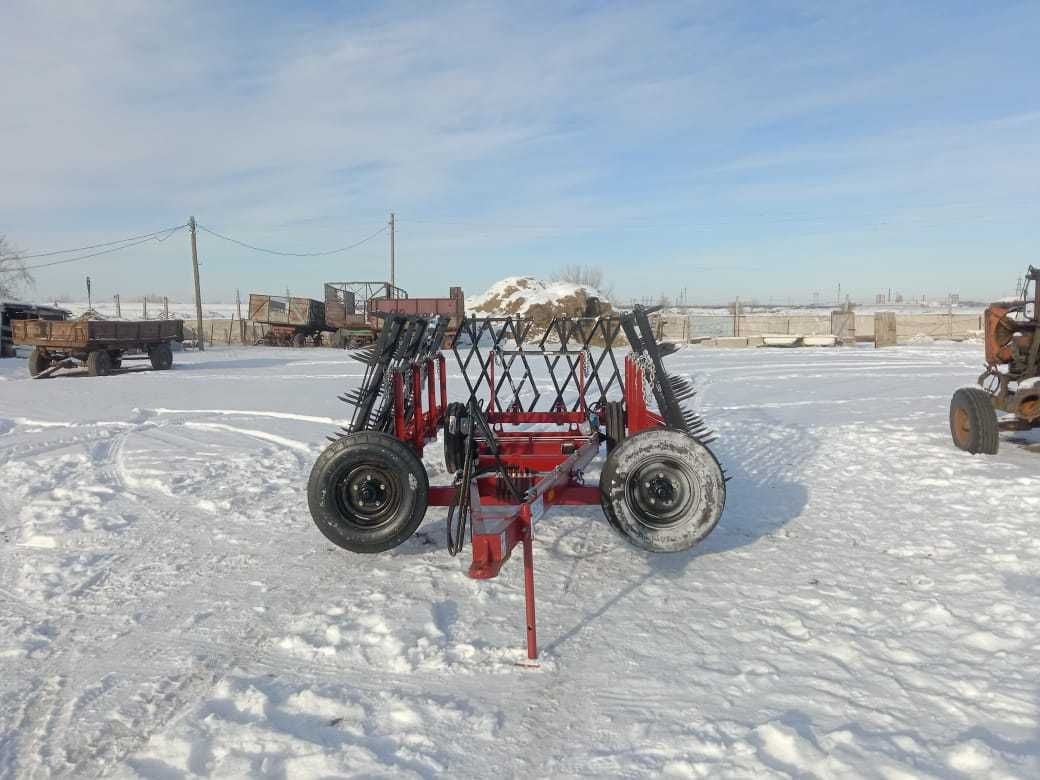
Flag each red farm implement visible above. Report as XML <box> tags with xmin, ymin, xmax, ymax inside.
<box><xmin>307</xmin><ymin>307</ymin><xmax>726</xmax><ymax>660</ymax></box>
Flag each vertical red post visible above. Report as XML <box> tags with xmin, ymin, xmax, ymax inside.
<box><xmin>393</xmin><ymin>372</ymin><xmax>406</xmax><ymax>440</ymax></box>
<box><xmin>578</xmin><ymin>353</ymin><xmax>587</xmax><ymax>414</ymax></box>
<box><xmin>521</xmin><ymin>518</ymin><xmax>538</xmax><ymax>660</ymax></box>
<box><xmin>624</xmin><ymin>354</ymin><xmax>649</xmax><ymax>433</ymax></box>
<box><xmin>425</xmin><ymin>358</ymin><xmax>436</xmax><ymax>435</ymax></box>
<box><xmin>411</xmin><ymin>368</ymin><xmax>424</xmax><ymax>454</ymax></box>
<box><xmin>488</xmin><ymin>360</ymin><xmax>496</xmax><ymax>414</ymax></box>
<box><xmin>437</xmin><ymin>353</ymin><xmax>448</xmax><ymax>418</ymax></box>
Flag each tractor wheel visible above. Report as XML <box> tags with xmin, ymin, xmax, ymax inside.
<box><xmin>292</xmin><ymin>333</ymin><xmax>307</xmax><ymax>348</ymax></box>
<box><xmin>600</xmin><ymin>428</ymin><xmax>725</xmax><ymax>552</ymax></box>
<box><xmin>950</xmin><ymin>387</ymin><xmax>999</xmax><ymax>454</ymax></box>
<box><xmin>149</xmin><ymin>343</ymin><xmax>173</xmax><ymax>370</ymax></box>
<box><xmin>86</xmin><ymin>350</ymin><xmax>112</xmax><ymax>377</ymax></box>
<box><xmin>28</xmin><ymin>348</ymin><xmax>49</xmax><ymax>377</ymax></box>
<box><xmin>308</xmin><ymin>432</ymin><xmax>429</xmax><ymax>553</ymax></box>
<box><xmin>442</xmin><ymin>402</ymin><xmax>469</xmax><ymax>474</ymax></box>
<box><xmin>602</xmin><ymin>401</ymin><xmax>626</xmax><ymax>453</ymax></box>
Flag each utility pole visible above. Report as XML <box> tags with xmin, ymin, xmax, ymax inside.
<box><xmin>114</xmin><ymin>294</ymin><xmax>121</xmax><ymax>319</ymax></box>
<box><xmin>189</xmin><ymin>216</ymin><xmax>205</xmax><ymax>351</ymax></box>
<box><xmin>235</xmin><ymin>289</ymin><xmax>242</xmax><ymax>320</ymax></box>
<box><xmin>389</xmin><ymin>211</ymin><xmax>395</xmax><ymax>295</ymax></box>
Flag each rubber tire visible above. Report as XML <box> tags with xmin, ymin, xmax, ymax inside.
<box><xmin>442</xmin><ymin>402</ymin><xmax>469</xmax><ymax>473</ymax></box>
<box><xmin>603</xmin><ymin>401</ymin><xmax>626</xmax><ymax>453</ymax></box>
<box><xmin>950</xmin><ymin>387</ymin><xmax>999</xmax><ymax>455</ymax></box>
<box><xmin>600</xmin><ymin>427</ymin><xmax>726</xmax><ymax>552</ymax></box>
<box><xmin>292</xmin><ymin>333</ymin><xmax>307</xmax><ymax>348</ymax></box>
<box><xmin>86</xmin><ymin>350</ymin><xmax>112</xmax><ymax>377</ymax></box>
<box><xmin>28</xmin><ymin>348</ymin><xmax>49</xmax><ymax>377</ymax></box>
<box><xmin>149</xmin><ymin>343</ymin><xmax>173</xmax><ymax>370</ymax></box>
<box><xmin>308</xmin><ymin>432</ymin><xmax>429</xmax><ymax>553</ymax></box>
<box><xmin>108</xmin><ymin>351</ymin><xmax>122</xmax><ymax>370</ymax></box>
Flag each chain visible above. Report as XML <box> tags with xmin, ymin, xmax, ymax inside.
<box><xmin>635</xmin><ymin>350</ymin><xmax>656</xmax><ymax>406</ymax></box>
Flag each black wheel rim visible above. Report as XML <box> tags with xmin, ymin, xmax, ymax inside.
<box><xmin>626</xmin><ymin>458</ymin><xmax>697</xmax><ymax>528</ymax></box>
<box><xmin>334</xmin><ymin>463</ymin><xmax>402</xmax><ymax>529</ymax></box>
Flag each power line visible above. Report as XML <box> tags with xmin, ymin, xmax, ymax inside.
<box><xmin>198</xmin><ymin>223</ymin><xmax>387</xmax><ymax>257</ymax></box>
<box><xmin>22</xmin><ymin>226</ymin><xmax>185</xmax><ymax>270</ymax></box>
<box><xmin>19</xmin><ymin>224</ymin><xmax>189</xmax><ymax>259</ymax></box>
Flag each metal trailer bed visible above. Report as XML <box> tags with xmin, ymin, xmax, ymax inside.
<box><xmin>12</xmin><ymin>318</ymin><xmax>184</xmax><ymax>378</ymax></box>
<box><xmin>0</xmin><ymin>303</ymin><xmax>69</xmax><ymax>358</ymax></box>
<box><xmin>246</xmin><ymin>294</ymin><xmax>327</xmax><ymax>347</ymax></box>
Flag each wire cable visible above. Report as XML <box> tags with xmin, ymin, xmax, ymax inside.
<box><xmin>19</xmin><ymin>224</ymin><xmax>189</xmax><ymax>259</ymax></box>
<box><xmin>198</xmin><ymin>223</ymin><xmax>387</xmax><ymax>257</ymax></box>
<box><xmin>22</xmin><ymin>225</ymin><xmax>185</xmax><ymax>271</ymax></box>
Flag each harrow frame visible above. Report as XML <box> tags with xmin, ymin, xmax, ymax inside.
<box><xmin>311</xmin><ymin>306</ymin><xmax>725</xmax><ymax>660</ymax></box>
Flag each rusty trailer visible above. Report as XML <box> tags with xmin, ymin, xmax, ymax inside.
<box><xmin>12</xmin><ymin>318</ymin><xmax>184</xmax><ymax>378</ymax></box>
<box><xmin>324</xmin><ymin>282</ymin><xmax>465</xmax><ymax>348</ymax></box>
<box><xmin>247</xmin><ymin>294</ymin><xmax>327</xmax><ymax>347</ymax></box>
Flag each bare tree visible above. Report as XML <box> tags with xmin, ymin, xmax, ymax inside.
<box><xmin>551</xmin><ymin>264</ymin><xmax>614</xmax><ymax>301</ymax></box>
<box><xmin>0</xmin><ymin>235</ymin><xmax>33</xmax><ymax>300</ymax></box>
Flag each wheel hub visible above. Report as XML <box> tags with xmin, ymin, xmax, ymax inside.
<box><xmin>628</xmin><ymin>459</ymin><xmax>696</xmax><ymax>527</ymax></box>
<box><xmin>337</xmin><ymin>466</ymin><xmax>399</xmax><ymax>527</ymax></box>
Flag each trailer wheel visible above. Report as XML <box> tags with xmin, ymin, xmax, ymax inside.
<box><xmin>292</xmin><ymin>333</ymin><xmax>306</xmax><ymax>348</ymax></box>
<box><xmin>308</xmin><ymin>432</ymin><xmax>429</xmax><ymax>553</ymax></box>
<box><xmin>602</xmin><ymin>401</ymin><xmax>626</xmax><ymax>453</ymax></box>
<box><xmin>950</xmin><ymin>387</ymin><xmax>999</xmax><ymax>454</ymax></box>
<box><xmin>599</xmin><ymin>428</ymin><xmax>725</xmax><ymax>552</ymax></box>
<box><xmin>86</xmin><ymin>350</ymin><xmax>112</xmax><ymax>377</ymax></box>
<box><xmin>28</xmin><ymin>348</ymin><xmax>49</xmax><ymax>377</ymax></box>
<box><xmin>108</xmin><ymin>351</ymin><xmax>122</xmax><ymax>370</ymax></box>
<box><xmin>149</xmin><ymin>343</ymin><xmax>173</xmax><ymax>370</ymax></box>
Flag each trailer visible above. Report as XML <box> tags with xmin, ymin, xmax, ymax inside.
<box><xmin>12</xmin><ymin>318</ymin><xmax>184</xmax><ymax>378</ymax></box>
<box><xmin>307</xmin><ymin>306</ymin><xmax>725</xmax><ymax>660</ymax></box>
<box><xmin>1</xmin><ymin>303</ymin><xmax>69</xmax><ymax>358</ymax></box>
<box><xmin>247</xmin><ymin>294</ymin><xmax>327</xmax><ymax>347</ymax></box>
<box><xmin>323</xmin><ymin>282</ymin><xmax>464</xmax><ymax>348</ymax></box>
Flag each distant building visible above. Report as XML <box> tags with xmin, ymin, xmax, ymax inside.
<box><xmin>948</xmin><ymin>293</ymin><xmax>960</xmax><ymax>305</ymax></box>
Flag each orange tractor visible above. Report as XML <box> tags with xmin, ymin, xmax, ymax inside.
<box><xmin>950</xmin><ymin>265</ymin><xmax>1040</xmax><ymax>454</ymax></box>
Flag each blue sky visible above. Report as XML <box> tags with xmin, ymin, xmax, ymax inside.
<box><xmin>2</xmin><ymin>1</ymin><xmax>1038</xmax><ymax>304</ymax></box>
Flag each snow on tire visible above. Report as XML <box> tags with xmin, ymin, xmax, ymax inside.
<box><xmin>599</xmin><ymin>427</ymin><xmax>725</xmax><ymax>552</ymax></box>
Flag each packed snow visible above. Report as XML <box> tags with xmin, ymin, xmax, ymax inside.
<box><xmin>1</xmin><ymin>343</ymin><xmax>1038</xmax><ymax>777</ymax></box>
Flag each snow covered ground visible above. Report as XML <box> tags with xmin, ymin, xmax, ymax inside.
<box><xmin>0</xmin><ymin>343</ymin><xmax>1038</xmax><ymax>777</ymax></box>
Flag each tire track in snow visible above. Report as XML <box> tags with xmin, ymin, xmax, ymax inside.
<box><xmin>0</xmin><ymin>419</ymin><xmax>296</xmax><ymax>777</ymax></box>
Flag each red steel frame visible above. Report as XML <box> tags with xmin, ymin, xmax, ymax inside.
<box><xmin>393</xmin><ymin>352</ymin><xmax>662</xmax><ymax>660</ymax></box>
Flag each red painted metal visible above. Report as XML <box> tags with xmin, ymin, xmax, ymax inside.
<box><xmin>624</xmin><ymin>354</ymin><xmax>664</xmax><ymax>434</ymax></box>
<box><xmin>389</xmin><ymin>347</ymin><xmax>659</xmax><ymax>661</ymax></box>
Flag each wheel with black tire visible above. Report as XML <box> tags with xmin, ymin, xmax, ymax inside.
<box><xmin>292</xmin><ymin>333</ymin><xmax>307</xmax><ymax>348</ymax></box>
<box><xmin>108</xmin><ymin>351</ymin><xmax>122</xmax><ymax>370</ymax></box>
<box><xmin>28</xmin><ymin>348</ymin><xmax>49</xmax><ymax>377</ymax></box>
<box><xmin>308</xmin><ymin>432</ymin><xmax>429</xmax><ymax>553</ymax></box>
<box><xmin>442</xmin><ymin>402</ymin><xmax>469</xmax><ymax>473</ymax></box>
<box><xmin>950</xmin><ymin>387</ymin><xmax>999</xmax><ymax>454</ymax></box>
<box><xmin>86</xmin><ymin>350</ymin><xmax>112</xmax><ymax>377</ymax></box>
<box><xmin>600</xmin><ymin>427</ymin><xmax>725</xmax><ymax>552</ymax></box>
<box><xmin>149</xmin><ymin>343</ymin><xmax>173</xmax><ymax>370</ymax></box>
<box><xmin>602</xmin><ymin>401</ymin><xmax>626</xmax><ymax>453</ymax></box>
